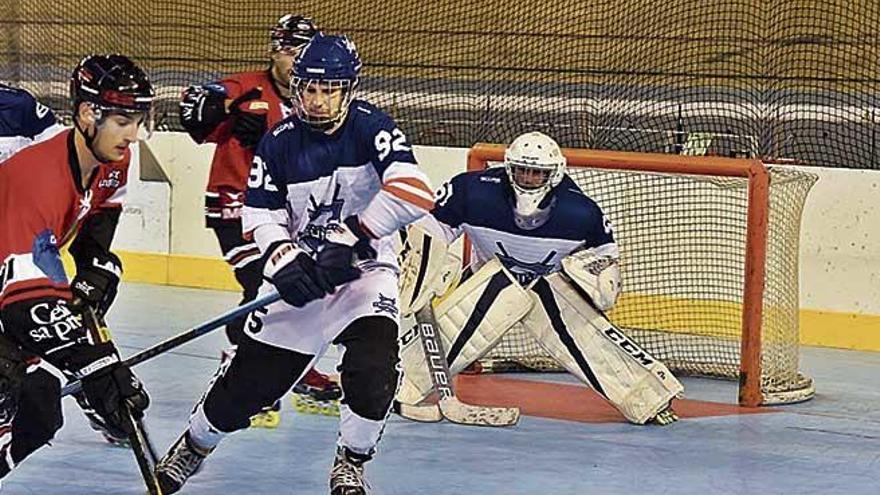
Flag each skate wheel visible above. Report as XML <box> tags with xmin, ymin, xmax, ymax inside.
<box><xmin>250</xmin><ymin>410</ymin><xmax>281</xmax><ymax>429</ymax></box>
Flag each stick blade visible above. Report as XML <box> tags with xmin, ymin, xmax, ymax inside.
<box><xmin>438</xmin><ymin>398</ymin><xmax>520</xmax><ymax>427</ymax></box>
<box><xmin>394</xmin><ymin>401</ymin><xmax>443</xmax><ymax>423</ymax></box>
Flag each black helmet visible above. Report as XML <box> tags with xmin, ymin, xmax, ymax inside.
<box><xmin>270</xmin><ymin>14</ymin><xmax>318</xmax><ymax>52</ymax></box>
<box><xmin>70</xmin><ymin>54</ymin><xmax>154</xmax><ymax>116</ymax></box>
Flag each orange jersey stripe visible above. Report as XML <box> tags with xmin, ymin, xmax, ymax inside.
<box><xmin>383</xmin><ymin>184</ymin><xmax>434</xmax><ymax>211</ymax></box>
<box><xmin>385</xmin><ymin>176</ymin><xmax>432</xmax><ymax>195</ymax></box>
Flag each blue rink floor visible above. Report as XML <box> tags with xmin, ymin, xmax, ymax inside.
<box><xmin>4</xmin><ymin>283</ymin><xmax>880</xmax><ymax>495</ymax></box>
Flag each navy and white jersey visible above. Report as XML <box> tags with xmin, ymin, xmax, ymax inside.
<box><xmin>428</xmin><ymin>167</ymin><xmax>617</xmax><ymax>284</ymax></box>
<box><xmin>0</xmin><ymin>84</ymin><xmax>64</xmax><ymax>162</ymax></box>
<box><xmin>242</xmin><ymin>100</ymin><xmax>434</xmax><ymax>269</ymax></box>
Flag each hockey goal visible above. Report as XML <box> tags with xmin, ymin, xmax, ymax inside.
<box><xmin>467</xmin><ymin>144</ymin><xmax>817</xmax><ymax>407</ymax></box>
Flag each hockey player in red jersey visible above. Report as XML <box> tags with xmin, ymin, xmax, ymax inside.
<box><xmin>0</xmin><ymin>54</ymin><xmax>153</xmax><ymax>478</ymax></box>
<box><xmin>178</xmin><ymin>13</ymin><xmax>340</xmax><ymax>425</ymax></box>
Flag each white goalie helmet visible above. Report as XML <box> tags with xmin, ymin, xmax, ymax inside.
<box><xmin>504</xmin><ymin>131</ymin><xmax>567</xmax><ymax>226</ymax></box>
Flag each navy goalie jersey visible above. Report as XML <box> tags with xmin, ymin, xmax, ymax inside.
<box><xmin>430</xmin><ymin>167</ymin><xmax>617</xmax><ymax>284</ymax></box>
<box><xmin>242</xmin><ymin>100</ymin><xmax>433</xmax><ymax>270</ymax></box>
<box><xmin>0</xmin><ymin>84</ymin><xmax>63</xmax><ymax>162</ymax></box>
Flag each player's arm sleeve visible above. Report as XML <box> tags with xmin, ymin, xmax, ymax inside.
<box><xmin>68</xmin><ymin>208</ymin><xmax>121</xmax><ymax>270</ymax></box>
<box><xmin>241</xmin><ymin>135</ymin><xmax>291</xmax><ymax>252</ymax></box>
<box><xmin>22</xmin><ymin>96</ymin><xmax>63</xmax><ymax>141</ymax></box>
<box><xmin>359</xmin><ymin>118</ymin><xmax>434</xmax><ymax>238</ymax></box>
<box><xmin>426</xmin><ymin>173</ymin><xmax>471</xmax><ymax>243</ymax></box>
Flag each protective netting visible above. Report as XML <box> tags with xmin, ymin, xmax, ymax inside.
<box><xmin>479</xmin><ymin>159</ymin><xmax>817</xmax><ymax>404</ymax></box>
<box><xmin>1</xmin><ymin>1</ymin><xmax>878</xmax><ymax>168</ymax></box>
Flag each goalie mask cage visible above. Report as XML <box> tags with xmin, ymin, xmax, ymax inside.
<box><xmin>467</xmin><ymin>144</ymin><xmax>817</xmax><ymax>407</ymax></box>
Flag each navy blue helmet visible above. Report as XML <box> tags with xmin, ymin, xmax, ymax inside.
<box><xmin>291</xmin><ymin>34</ymin><xmax>362</xmax><ymax>130</ymax></box>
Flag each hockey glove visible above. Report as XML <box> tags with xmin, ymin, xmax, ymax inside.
<box><xmin>179</xmin><ymin>83</ymin><xmax>228</xmax><ymax>143</ymax></box>
<box><xmin>229</xmin><ymin>88</ymin><xmax>268</xmax><ymax>149</ymax></box>
<box><xmin>69</xmin><ymin>251</ymin><xmax>122</xmax><ymax>317</ymax></box>
<box><xmin>316</xmin><ymin>216</ymin><xmax>377</xmax><ymax>287</ymax></box>
<box><xmin>81</xmin><ymin>363</ymin><xmax>150</xmax><ymax>439</ymax></box>
<box><xmin>264</xmin><ymin>242</ymin><xmax>334</xmax><ymax>307</ymax></box>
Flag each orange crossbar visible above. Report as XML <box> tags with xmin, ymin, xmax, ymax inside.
<box><xmin>466</xmin><ymin>144</ymin><xmax>770</xmax><ymax>407</ymax></box>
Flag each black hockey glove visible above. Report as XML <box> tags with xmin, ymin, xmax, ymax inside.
<box><xmin>179</xmin><ymin>83</ymin><xmax>228</xmax><ymax>143</ymax></box>
<box><xmin>229</xmin><ymin>88</ymin><xmax>268</xmax><ymax>149</ymax></box>
<box><xmin>263</xmin><ymin>242</ymin><xmax>334</xmax><ymax>307</ymax></box>
<box><xmin>316</xmin><ymin>216</ymin><xmax>376</xmax><ymax>287</ymax></box>
<box><xmin>69</xmin><ymin>251</ymin><xmax>122</xmax><ymax>317</ymax></box>
<box><xmin>81</xmin><ymin>363</ymin><xmax>149</xmax><ymax>439</ymax></box>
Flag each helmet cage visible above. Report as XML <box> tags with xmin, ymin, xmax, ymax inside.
<box><xmin>290</xmin><ymin>76</ymin><xmax>357</xmax><ymax>130</ymax></box>
<box><xmin>503</xmin><ymin>133</ymin><xmax>566</xmax><ymax>219</ymax></box>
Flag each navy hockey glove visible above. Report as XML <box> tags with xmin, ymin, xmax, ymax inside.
<box><xmin>81</xmin><ymin>363</ymin><xmax>149</xmax><ymax>439</ymax></box>
<box><xmin>316</xmin><ymin>216</ymin><xmax>376</xmax><ymax>287</ymax></box>
<box><xmin>179</xmin><ymin>83</ymin><xmax>228</xmax><ymax>143</ymax></box>
<box><xmin>69</xmin><ymin>252</ymin><xmax>122</xmax><ymax>317</ymax></box>
<box><xmin>229</xmin><ymin>88</ymin><xmax>268</xmax><ymax>148</ymax></box>
<box><xmin>263</xmin><ymin>242</ymin><xmax>334</xmax><ymax>307</ymax></box>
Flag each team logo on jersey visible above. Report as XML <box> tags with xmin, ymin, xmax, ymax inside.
<box><xmin>300</xmin><ymin>184</ymin><xmax>345</xmax><ymax>253</ymax></box>
<box><xmin>495</xmin><ymin>242</ymin><xmax>557</xmax><ymax>285</ymax></box>
<box><xmin>372</xmin><ymin>293</ymin><xmax>398</xmax><ymax>317</ymax></box>
<box><xmin>28</xmin><ymin>300</ymin><xmax>81</xmax><ymax>345</ymax></box>
<box><xmin>98</xmin><ymin>169</ymin><xmax>122</xmax><ymax>189</ymax></box>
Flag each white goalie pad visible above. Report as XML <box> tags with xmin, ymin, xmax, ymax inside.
<box><xmin>398</xmin><ymin>223</ymin><xmax>461</xmax><ymax>317</ymax></box>
<box><xmin>396</xmin><ymin>258</ymin><xmax>533</xmax><ymax>405</ymax></box>
<box><xmin>522</xmin><ymin>273</ymin><xmax>683</xmax><ymax>424</ymax></box>
<box><xmin>561</xmin><ymin>244</ymin><xmax>621</xmax><ymax>311</ymax></box>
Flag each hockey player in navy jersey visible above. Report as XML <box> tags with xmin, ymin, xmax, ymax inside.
<box><xmin>396</xmin><ymin>131</ymin><xmax>683</xmax><ymax>426</ymax></box>
<box><xmin>178</xmin><ymin>14</ymin><xmax>341</xmax><ymax>425</ymax></box>
<box><xmin>156</xmin><ymin>34</ymin><xmax>434</xmax><ymax>495</ymax></box>
<box><xmin>0</xmin><ymin>54</ymin><xmax>154</xmax><ymax>479</ymax></box>
<box><xmin>0</xmin><ymin>83</ymin><xmax>64</xmax><ymax>162</ymax></box>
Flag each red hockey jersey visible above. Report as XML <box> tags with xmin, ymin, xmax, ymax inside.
<box><xmin>202</xmin><ymin>70</ymin><xmax>292</xmax><ymax>223</ymax></box>
<box><xmin>0</xmin><ymin>130</ymin><xmax>129</xmax><ymax>308</ymax></box>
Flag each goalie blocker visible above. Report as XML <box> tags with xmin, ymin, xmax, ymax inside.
<box><xmin>398</xmin><ymin>254</ymin><xmax>683</xmax><ymax>425</ymax></box>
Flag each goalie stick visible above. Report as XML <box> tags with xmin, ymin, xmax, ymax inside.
<box><xmin>62</xmin><ymin>291</ymin><xmax>282</xmax><ymax>397</ymax></box>
<box><xmin>410</xmin><ymin>305</ymin><xmax>520</xmax><ymax>427</ymax></box>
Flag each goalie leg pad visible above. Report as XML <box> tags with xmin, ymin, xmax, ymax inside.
<box><xmin>396</xmin><ymin>259</ymin><xmax>533</xmax><ymax>405</ymax></box>
<box><xmin>522</xmin><ymin>275</ymin><xmax>683</xmax><ymax>424</ymax></box>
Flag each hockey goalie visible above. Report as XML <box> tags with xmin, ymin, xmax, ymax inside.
<box><xmin>397</xmin><ymin>131</ymin><xmax>683</xmax><ymax>425</ymax></box>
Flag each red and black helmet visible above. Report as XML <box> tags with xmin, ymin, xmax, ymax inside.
<box><xmin>270</xmin><ymin>14</ymin><xmax>318</xmax><ymax>52</ymax></box>
<box><xmin>70</xmin><ymin>54</ymin><xmax>154</xmax><ymax>115</ymax></box>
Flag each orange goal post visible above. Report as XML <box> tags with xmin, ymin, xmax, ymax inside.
<box><xmin>466</xmin><ymin>143</ymin><xmax>818</xmax><ymax>407</ymax></box>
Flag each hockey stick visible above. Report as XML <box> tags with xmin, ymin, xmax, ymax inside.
<box><xmin>61</xmin><ymin>291</ymin><xmax>281</xmax><ymax>397</ymax></box>
<box><xmin>412</xmin><ymin>306</ymin><xmax>520</xmax><ymax>427</ymax></box>
<box><xmin>82</xmin><ymin>308</ymin><xmax>164</xmax><ymax>495</ymax></box>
